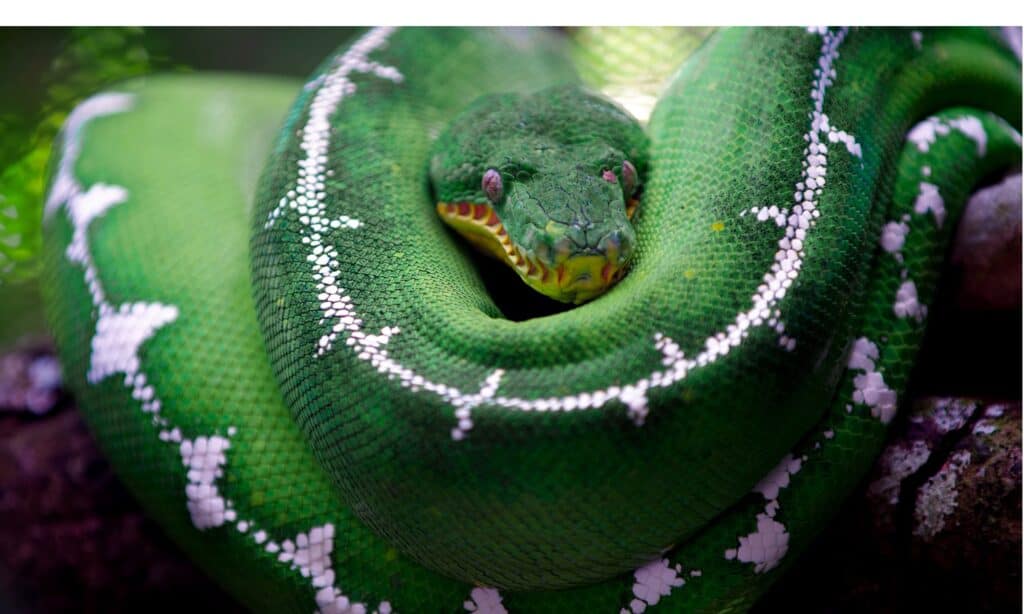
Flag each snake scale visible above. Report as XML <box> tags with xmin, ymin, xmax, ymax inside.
<box><xmin>39</xmin><ymin>27</ymin><xmax>1020</xmax><ymax>612</ymax></box>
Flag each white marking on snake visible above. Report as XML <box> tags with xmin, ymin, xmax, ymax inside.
<box><xmin>63</xmin><ymin>186</ymin><xmax>127</xmax><ymax>308</ymax></box>
<box><xmin>754</xmin><ymin>454</ymin><xmax>803</xmax><ymax>500</ymax></box>
<box><xmin>946</xmin><ymin>116</ymin><xmax>987</xmax><ymax>156</ymax></box>
<box><xmin>913</xmin><ymin>182</ymin><xmax>946</xmax><ymax>227</ymax></box>
<box><xmin>879</xmin><ymin>220</ymin><xmax>908</xmax><ymax>258</ymax></box>
<box><xmin>451</xmin><ymin>369</ymin><xmax>506</xmax><ymax>441</ymax></box>
<box><xmin>620</xmin><ymin>558</ymin><xmax>688</xmax><ymax>613</ymax></box>
<box><xmin>846</xmin><ymin>337</ymin><xmax>897</xmax><ymax>423</ymax></box>
<box><xmin>304</xmin><ymin>73</ymin><xmax>327</xmax><ymax>92</ymax></box>
<box><xmin>247</xmin><ymin>522</ymin><xmax>388</xmax><ymax>614</ymax></box>
<box><xmin>744</xmin><ymin>208</ymin><xmax>800</xmax><ymax>351</ymax></box>
<box><xmin>45</xmin><ymin>93</ymin><xmax>135</xmax><ymax>221</ymax></box>
<box><xmin>907</xmin><ymin>117</ymin><xmax>950</xmax><ymax>152</ymax></box>
<box><xmin>814</xmin><ymin>111</ymin><xmax>862</xmax><ymax>158</ymax></box>
<box><xmin>88</xmin><ymin>302</ymin><xmax>179</xmax><ymax>383</ymax></box>
<box><xmin>270</xmin><ymin>27</ymin><xmax>859</xmax><ymax>438</ymax></box>
<box><xmin>725</xmin><ymin>453</ymin><xmax>803</xmax><ymax>573</ymax></box>
<box><xmin>266</xmin><ymin>523</ymin><xmax>377</xmax><ymax>614</ymax></box>
<box><xmin>179</xmin><ymin>435</ymin><xmax>234</xmax><ymax>529</ymax></box>
<box><xmin>463</xmin><ymin>587</ymin><xmax>506</xmax><ymax>614</ymax></box>
<box><xmin>908</xmin><ymin>115</ymin><xmax>988</xmax><ymax>156</ymax></box>
<box><xmin>893</xmin><ymin>280</ymin><xmax>925</xmax><ymax>321</ymax></box>
<box><xmin>743</xmin><ymin>205</ymin><xmax>789</xmax><ymax>227</ymax></box>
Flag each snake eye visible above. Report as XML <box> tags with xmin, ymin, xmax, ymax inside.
<box><xmin>482</xmin><ymin>169</ymin><xmax>503</xmax><ymax>204</ymax></box>
<box><xmin>622</xmin><ymin>160</ymin><xmax>638</xmax><ymax>197</ymax></box>
<box><xmin>601</xmin><ymin>168</ymin><xmax>617</xmax><ymax>183</ymax></box>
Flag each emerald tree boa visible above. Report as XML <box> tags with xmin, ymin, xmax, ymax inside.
<box><xmin>41</xmin><ymin>27</ymin><xmax>1021</xmax><ymax>612</ymax></box>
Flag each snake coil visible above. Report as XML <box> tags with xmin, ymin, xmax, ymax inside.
<box><xmin>42</xmin><ymin>27</ymin><xmax>1020</xmax><ymax>612</ymax></box>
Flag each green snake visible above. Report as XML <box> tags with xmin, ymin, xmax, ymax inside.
<box><xmin>39</xmin><ymin>27</ymin><xmax>1021</xmax><ymax>612</ymax></box>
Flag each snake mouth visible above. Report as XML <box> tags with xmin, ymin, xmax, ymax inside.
<box><xmin>551</xmin><ymin>253</ymin><xmax>628</xmax><ymax>303</ymax></box>
<box><xmin>437</xmin><ymin>201</ymin><xmax>630</xmax><ymax>304</ymax></box>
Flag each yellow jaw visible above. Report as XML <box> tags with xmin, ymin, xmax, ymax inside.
<box><xmin>437</xmin><ymin>201</ymin><xmax>634</xmax><ymax>304</ymax></box>
<box><xmin>437</xmin><ymin>201</ymin><xmax>515</xmax><ymax>267</ymax></box>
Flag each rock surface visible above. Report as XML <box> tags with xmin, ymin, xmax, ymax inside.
<box><xmin>755</xmin><ymin>399</ymin><xmax>1020</xmax><ymax>613</ymax></box>
<box><xmin>952</xmin><ymin>173</ymin><xmax>1022</xmax><ymax>311</ymax></box>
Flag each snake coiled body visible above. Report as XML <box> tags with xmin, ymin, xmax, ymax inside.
<box><xmin>41</xmin><ymin>27</ymin><xmax>1020</xmax><ymax>612</ymax></box>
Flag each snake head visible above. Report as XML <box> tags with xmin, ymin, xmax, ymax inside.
<box><xmin>430</xmin><ymin>85</ymin><xmax>648</xmax><ymax>304</ymax></box>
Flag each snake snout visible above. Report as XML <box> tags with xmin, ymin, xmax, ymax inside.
<box><xmin>548</xmin><ymin>226</ymin><xmax>635</xmax><ymax>303</ymax></box>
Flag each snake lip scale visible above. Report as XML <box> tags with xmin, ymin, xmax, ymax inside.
<box><xmin>435</xmin><ymin>199</ymin><xmax>634</xmax><ymax>302</ymax></box>
<box><xmin>40</xmin><ymin>26</ymin><xmax>1021</xmax><ymax>611</ymax></box>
